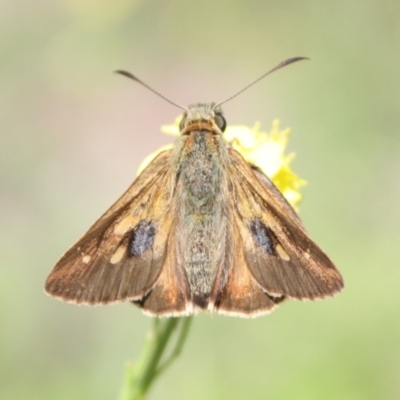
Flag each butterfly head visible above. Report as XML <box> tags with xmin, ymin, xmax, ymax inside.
<box><xmin>179</xmin><ymin>103</ymin><xmax>226</xmax><ymax>135</ymax></box>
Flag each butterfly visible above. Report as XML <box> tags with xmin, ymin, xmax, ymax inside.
<box><xmin>45</xmin><ymin>58</ymin><xmax>344</xmax><ymax>317</ymax></box>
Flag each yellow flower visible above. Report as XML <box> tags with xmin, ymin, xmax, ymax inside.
<box><xmin>137</xmin><ymin>117</ymin><xmax>306</xmax><ymax>209</ymax></box>
<box><xmin>224</xmin><ymin>120</ymin><xmax>306</xmax><ymax>208</ymax></box>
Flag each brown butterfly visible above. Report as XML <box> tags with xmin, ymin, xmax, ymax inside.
<box><xmin>45</xmin><ymin>57</ymin><xmax>344</xmax><ymax>317</ymax></box>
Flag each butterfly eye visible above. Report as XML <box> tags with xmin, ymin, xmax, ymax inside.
<box><xmin>214</xmin><ymin>113</ymin><xmax>226</xmax><ymax>132</ymax></box>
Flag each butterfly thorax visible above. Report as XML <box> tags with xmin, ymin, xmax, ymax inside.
<box><xmin>174</xmin><ymin>105</ymin><xmax>230</xmax><ymax>307</ymax></box>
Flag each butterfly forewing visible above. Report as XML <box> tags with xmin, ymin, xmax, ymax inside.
<box><xmin>45</xmin><ymin>151</ymin><xmax>174</xmax><ymax>304</ymax></box>
<box><xmin>228</xmin><ymin>148</ymin><xmax>344</xmax><ymax>300</ymax></box>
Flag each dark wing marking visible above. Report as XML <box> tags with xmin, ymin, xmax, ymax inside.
<box><xmin>45</xmin><ymin>151</ymin><xmax>174</xmax><ymax>304</ymax></box>
<box><xmin>228</xmin><ymin>148</ymin><xmax>344</xmax><ymax>300</ymax></box>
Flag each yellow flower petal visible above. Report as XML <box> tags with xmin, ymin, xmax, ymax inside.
<box><xmin>223</xmin><ymin>119</ymin><xmax>306</xmax><ymax>208</ymax></box>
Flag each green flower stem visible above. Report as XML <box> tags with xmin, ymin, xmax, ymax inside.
<box><xmin>120</xmin><ymin>316</ymin><xmax>193</xmax><ymax>400</ymax></box>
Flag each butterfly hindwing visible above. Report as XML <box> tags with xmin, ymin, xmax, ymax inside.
<box><xmin>132</xmin><ymin>221</ymin><xmax>193</xmax><ymax>317</ymax></box>
<box><xmin>45</xmin><ymin>151</ymin><xmax>174</xmax><ymax>304</ymax></box>
<box><xmin>211</xmin><ymin>217</ymin><xmax>283</xmax><ymax>317</ymax></box>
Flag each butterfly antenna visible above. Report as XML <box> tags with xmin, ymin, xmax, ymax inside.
<box><xmin>213</xmin><ymin>57</ymin><xmax>309</xmax><ymax>110</ymax></box>
<box><xmin>115</xmin><ymin>70</ymin><xmax>189</xmax><ymax>112</ymax></box>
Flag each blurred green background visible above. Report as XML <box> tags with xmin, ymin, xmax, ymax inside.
<box><xmin>1</xmin><ymin>1</ymin><xmax>399</xmax><ymax>399</ymax></box>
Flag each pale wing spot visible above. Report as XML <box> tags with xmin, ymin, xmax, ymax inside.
<box><xmin>304</xmin><ymin>249</ymin><xmax>311</xmax><ymax>260</ymax></box>
<box><xmin>114</xmin><ymin>215</ymin><xmax>135</xmax><ymax>235</ymax></box>
<box><xmin>82</xmin><ymin>255</ymin><xmax>91</xmax><ymax>264</ymax></box>
<box><xmin>110</xmin><ymin>246</ymin><xmax>126</xmax><ymax>264</ymax></box>
<box><xmin>264</xmin><ymin>212</ymin><xmax>276</xmax><ymax>228</ymax></box>
<box><xmin>264</xmin><ymin>212</ymin><xmax>284</xmax><ymax>234</ymax></box>
<box><xmin>276</xmin><ymin>244</ymin><xmax>290</xmax><ymax>261</ymax></box>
